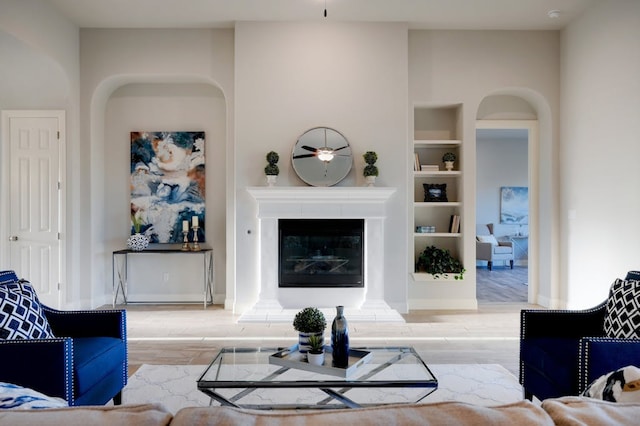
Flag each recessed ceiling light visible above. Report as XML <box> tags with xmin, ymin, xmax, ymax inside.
<box><xmin>547</xmin><ymin>9</ymin><xmax>561</xmax><ymax>19</ymax></box>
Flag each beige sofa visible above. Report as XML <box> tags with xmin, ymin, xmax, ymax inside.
<box><xmin>1</xmin><ymin>397</ymin><xmax>640</xmax><ymax>425</ymax></box>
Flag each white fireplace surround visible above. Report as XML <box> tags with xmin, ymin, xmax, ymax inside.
<box><xmin>240</xmin><ymin>186</ymin><xmax>404</xmax><ymax>323</ymax></box>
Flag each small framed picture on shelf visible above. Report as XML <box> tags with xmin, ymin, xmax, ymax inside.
<box><xmin>423</xmin><ymin>183</ymin><xmax>448</xmax><ymax>202</ymax></box>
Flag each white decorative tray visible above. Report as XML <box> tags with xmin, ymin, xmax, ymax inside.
<box><xmin>269</xmin><ymin>344</ymin><xmax>373</xmax><ymax>378</ymax></box>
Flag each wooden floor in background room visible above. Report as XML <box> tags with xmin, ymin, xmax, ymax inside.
<box><xmin>476</xmin><ymin>265</ymin><xmax>528</xmax><ymax>303</ymax></box>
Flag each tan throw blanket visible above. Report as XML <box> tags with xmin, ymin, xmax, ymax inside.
<box><xmin>172</xmin><ymin>400</ymin><xmax>553</xmax><ymax>426</ymax></box>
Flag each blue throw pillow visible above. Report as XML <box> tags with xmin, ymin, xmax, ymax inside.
<box><xmin>0</xmin><ymin>270</ymin><xmax>19</xmax><ymax>285</ymax></box>
<box><xmin>0</xmin><ymin>280</ymin><xmax>54</xmax><ymax>340</ymax></box>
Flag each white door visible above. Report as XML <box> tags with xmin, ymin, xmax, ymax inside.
<box><xmin>4</xmin><ymin>111</ymin><xmax>64</xmax><ymax>308</ymax></box>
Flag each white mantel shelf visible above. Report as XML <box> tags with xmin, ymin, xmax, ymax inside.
<box><xmin>247</xmin><ymin>187</ymin><xmax>396</xmax><ymax>202</ymax></box>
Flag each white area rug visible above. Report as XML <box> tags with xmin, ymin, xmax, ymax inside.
<box><xmin>121</xmin><ymin>364</ymin><xmax>523</xmax><ymax>414</ymax></box>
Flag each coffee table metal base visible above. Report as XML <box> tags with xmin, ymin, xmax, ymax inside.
<box><xmin>197</xmin><ymin>347</ymin><xmax>438</xmax><ymax>410</ymax></box>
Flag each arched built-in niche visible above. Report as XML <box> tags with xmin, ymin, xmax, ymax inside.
<box><xmin>96</xmin><ymin>80</ymin><xmax>227</xmax><ymax>303</ymax></box>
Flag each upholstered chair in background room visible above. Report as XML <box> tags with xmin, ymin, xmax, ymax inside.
<box><xmin>476</xmin><ymin>223</ymin><xmax>514</xmax><ymax>271</ymax></box>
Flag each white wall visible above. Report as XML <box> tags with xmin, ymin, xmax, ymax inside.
<box><xmin>409</xmin><ymin>30</ymin><xmax>560</xmax><ymax>307</ymax></box>
<box><xmin>233</xmin><ymin>22</ymin><xmax>409</xmax><ymax>313</ymax></box>
<box><xmin>6</xmin><ymin>1</ymin><xmax>639</xmax><ymax>311</ymax></box>
<box><xmin>476</xmin><ymin>136</ymin><xmax>528</xmax><ymax>235</ymax></box>
<box><xmin>80</xmin><ymin>28</ymin><xmax>234</xmax><ymax>307</ymax></box>
<box><xmin>0</xmin><ymin>0</ymin><xmax>81</xmax><ymax>307</ymax></box>
<box><xmin>560</xmin><ymin>0</ymin><xmax>640</xmax><ymax>308</ymax></box>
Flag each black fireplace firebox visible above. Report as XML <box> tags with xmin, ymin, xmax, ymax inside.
<box><xmin>278</xmin><ymin>219</ymin><xmax>364</xmax><ymax>288</ymax></box>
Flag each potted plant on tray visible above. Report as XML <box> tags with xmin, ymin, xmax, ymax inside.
<box><xmin>293</xmin><ymin>307</ymin><xmax>326</xmax><ymax>353</ymax></box>
<box><xmin>306</xmin><ymin>334</ymin><xmax>325</xmax><ymax>366</ymax></box>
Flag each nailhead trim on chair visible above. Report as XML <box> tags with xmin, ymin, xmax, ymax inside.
<box><xmin>40</xmin><ymin>306</ymin><xmax>128</xmax><ymax>404</ymax></box>
<box><xmin>0</xmin><ymin>338</ymin><xmax>74</xmax><ymax>404</ymax></box>
<box><xmin>520</xmin><ymin>303</ymin><xmax>607</xmax><ymax>398</ymax></box>
<box><xmin>579</xmin><ymin>337</ymin><xmax>640</xmax><ymax>393</ymax></box>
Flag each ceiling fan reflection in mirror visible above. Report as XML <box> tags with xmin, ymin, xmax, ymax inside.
<box><xmin>291</xmin><ymin>127</ymin><xmax>353</xmax><ymax>187</ymax></box>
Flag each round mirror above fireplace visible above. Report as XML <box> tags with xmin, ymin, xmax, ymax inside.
<box><xmin>291</xmin><ymin>127</ymin><xmax>353</xmax><ymax>187</ymax></box>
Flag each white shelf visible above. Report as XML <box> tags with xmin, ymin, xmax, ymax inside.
<box><xmin>414</xmin><ymin>202</ymin><xmax>462</xmax><ymax>208</ymax></box>
<box><xmin>411</xmin><ymin>273</ymin><xmax>463</xmax><ymax>282</ymax></box>
<box><xmin>413</xmin><ymin>140</ymin><xmax>461</xmax><ymax>147</ymax></box>
<box><xmin>414</xmin><ymin>171</ymin><xmax>461</xmax><ymax>177</ymax></box>
<box><xmin>412</xmin><ymin>105</ymin><xmax>464</xmax><ymax>283</ymax></box>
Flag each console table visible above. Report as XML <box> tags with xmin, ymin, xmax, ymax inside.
<box><xmin>506</xmin><ymin>234</ymin><xmax>529</xmax><ymax>262</ymax></box>
<box><xmin>112</xmin><ymin>248</ymin><xmax>214</xmax><ymax>308</ymax></box>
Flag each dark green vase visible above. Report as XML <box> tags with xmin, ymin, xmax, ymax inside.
<box><xmin>331</xmin><ymin>305</ymin><xmax>349</xmax><ymax>368</ymax></box>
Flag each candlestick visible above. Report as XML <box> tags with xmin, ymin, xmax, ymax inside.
<box><xmin>182</xmin><ymin>220</ymin><xmax>189</xmax><ymax>232</ymax></box>
<box><xmin>191</xmin><ymin>226</ymin><xmax>201</xmax><ymax>251</ymax></box>
<box><xmin>192</xmin><ymin>215</ymin><xmax>198</xmax><ymax>227</ymax></box>
<box><xmin>181</xmin><ymin>230</ymin><xmax>189</xmax><ymax>251</ymax></box>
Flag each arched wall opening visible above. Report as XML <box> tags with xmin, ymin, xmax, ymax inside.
<box><xmin>476</xmin><ymin>91</ymin><xmax>559</xmax><ymax>308</ymax></box>
<box><xmin>89</xmin><ymin>78</ymin><xmax>227</xmax><ymax>305</ymax></box>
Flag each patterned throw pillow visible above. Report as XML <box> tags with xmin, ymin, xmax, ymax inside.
<box><xmin>0</xmin><ymin>270</ymin><xmax>19</xmax><ymax>285</ymax></box>
<box><xmin>582</xmin><ymin>366</ymin><xmax>640</xmax><ymax>402</ymax></box>
<box><xmin>604</xmin><ymin>279</ymin><xmax>640</xmax><ymax>338</ymax></box>
<box><xmin>0</xmin><ymin>280</ymin><xmax>55</xmax><ymax>340</ymax></box>
<box><xmin>0</xmin><ymin>382</ymin><xmax>66</xmax><ymax>409</ymax></box>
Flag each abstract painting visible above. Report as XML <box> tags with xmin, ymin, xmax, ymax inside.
<box><xmin>130</xmin><ymin>131</ymin><xmax>205</xmax><ymax>243</ymax></box>
<box><xmin>500</xmin><ymin>186</ymin><xmax>528</xmax><ymax>225</ymax></box>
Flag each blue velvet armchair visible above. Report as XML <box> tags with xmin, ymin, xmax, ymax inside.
<box><xmin>520</xmin><ymin>271</ymin><xmax>640</xmax><ymax>401</ymax></box>
<box><xmin>0</xmin><ymin>271</ymin><xmax>127</xmax><ymax>406</ymax></box>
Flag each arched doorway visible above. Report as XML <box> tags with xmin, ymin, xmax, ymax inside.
<box><xmin>475</xmin><ymin>94</ymin><xmax>542</xmax><ymax>305</ymax></box>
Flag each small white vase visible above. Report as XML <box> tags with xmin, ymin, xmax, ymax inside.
<box><xmin>444</xmin><ymin>161</ymin><xmax>454</xmax><ymax>171</ymax></box>
<box><xmin>127</xmin><ymin>233</ymin><xmax>149</xmax><ymax>251</ymax></box>
<box><xmin>307</xmin><ymin>351</ymin><xmax>325</xmax><ymax>366</ymax></box>
<box><xmin>365</xmin><ymin>176</ymin><xmax>376</xmax><ymax>187</ymax></box>
<box><xmin>266</xmin><ymin>175</ymin><xmax>277</xmax><ymax>187</ymax></box>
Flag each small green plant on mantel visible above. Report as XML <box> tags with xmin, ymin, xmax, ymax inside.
<box><xmin>416</xmin><ymin>245</ymin><xmax>465</xmax><ymax>280</ymax></box>
<box><xmin>293</xmin><ymin>307</ymin><xmax>327</xmax><ymax>333</ymax></box>
<box><xmin>264</xmin><ymin>151</ymin><xmax>280</xmax><ymax>176</ymax></box>
<box><xmin>363</xmin><ymin>151</ymin><xmax>379</xmax><ymax>177</ymax></box>
<box><xmin>307</xmin><ymin>334</ymin><xmax>324</xmax><ymax>354</ymax></box>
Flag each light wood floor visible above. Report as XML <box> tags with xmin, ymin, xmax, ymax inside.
<box><xmin>117</xmin><ymin>266</ymin><xmax>536</xmax><ymax>378</ymax></box>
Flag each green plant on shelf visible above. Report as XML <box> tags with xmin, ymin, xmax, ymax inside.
<box><xmin>415</xmin><ymin>245</ymin><xmax>465</xmax><ymax>280</ymax></box>
<box><xmin>442</xmin><ymin>152</ymin><xmax>456</xmax><ymax>162</ymax></box>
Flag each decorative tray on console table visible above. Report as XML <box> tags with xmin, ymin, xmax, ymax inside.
<box><xmin>269</xmin><ymin>344</ymin><xmax>372</xmax><ymax>378</ymax></box>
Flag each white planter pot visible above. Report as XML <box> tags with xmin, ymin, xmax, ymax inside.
<box><xmin>444</xmin><ymin>161</ymin><xmax>454</xmax><ymax>171</ymax></box>
<box><xmin>266</xmin><ymin>175</ymin><xmax>277</xmax><ymax>187</ymax></box>
<box><xmin>307</xmin><ymin>352</ymin><xmax>325</xmax><ymax>366</ymax></box>
<box><xmin>365</xmin><ymin>176</ymin><xmax>376</xmax><ymax>187</ymax></box>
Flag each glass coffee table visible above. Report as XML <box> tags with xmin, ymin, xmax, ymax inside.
<box><xmin>197</xmin><ymin>346</ymin><xmax>437</xmax><ymax>409</ymax></box>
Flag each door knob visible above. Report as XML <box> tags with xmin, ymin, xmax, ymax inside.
<box><xmin>9</xmin><ymin>236</ymin><xmax>18</xmax><ymax>241</ymax></box>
